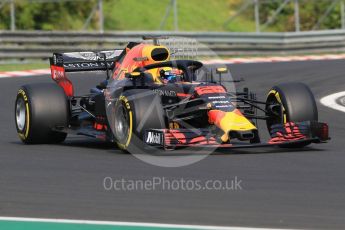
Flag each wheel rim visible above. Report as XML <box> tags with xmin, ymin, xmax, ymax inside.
<box><xmin>114</xmin><ymin>103</ymin><xmax>130</xmax><ymax>143</ymax></box>
<box><xmin>16</xmin><ymin>97</ymin><xmax>26</xmax><ymax>131</ymax></box>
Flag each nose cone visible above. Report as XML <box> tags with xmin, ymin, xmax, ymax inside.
<box><xmin>208</xmin><ymin>109</ymin><xmax>257</xmax><ymax>142</ymax></box>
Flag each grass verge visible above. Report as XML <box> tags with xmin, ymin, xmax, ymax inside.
<box><xmin>0</xmin><ymin>62</ymin><xmax>48</xmax><ymax>72</ymax></box>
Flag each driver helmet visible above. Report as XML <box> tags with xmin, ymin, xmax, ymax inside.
<box><xmin>159</xmin><ymin>69</ymin><xmax>183</xmax><ymax>83</ymax></box>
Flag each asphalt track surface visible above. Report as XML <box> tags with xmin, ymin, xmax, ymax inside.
<box><xmin>1</xmin><ymin>60</ymin><xmax>345</xmax><ymax>229</ymax></box>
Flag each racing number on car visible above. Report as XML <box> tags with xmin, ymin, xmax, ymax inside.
<box><xmin>51</xmin><ymin>66</ymin><xmax>65</xmax><ymax>80</ymax></box>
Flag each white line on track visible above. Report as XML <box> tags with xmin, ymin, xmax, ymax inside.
<box><xmin>203</xmin><ymin>53</ymin><xmax>345</xmax><ymax>65</ymax></box>
<box><xmin>320</xmin><ymin>91</ymin><xmax>345</xmax><ymax>113</ymax></box>
<box><xmin>0</xmin><ymin>216</ymin><xmax>299</xmax><ymax>230</ymax></box>
<box><xmin>0</xmin><ymin>69</ymin><xmax>50</xmax><ymax>78</ymax></box>
<box><xmin>27</xmin><ymin>69</ymin><xmax>51</xmax><ymax>74</ymax></box>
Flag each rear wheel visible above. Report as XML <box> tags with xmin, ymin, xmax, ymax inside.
<box><xmin>112</xmin><ymin>89</ymin><xmax>166</xmax><ymax>152</ymax></box>
<box><xmin>266</xmin><ymin>82</ymin><xmax>318</xmax><ymax>147</ymax></box>
<box><xmin>15</xmin><ymin>83</ymin><xmax>69</xmax><ymax>144</ymax></box>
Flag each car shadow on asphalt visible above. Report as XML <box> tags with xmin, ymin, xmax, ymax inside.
<box><xmin>108</xmin><ymin>146</ymin><xmax>326</xmax><ymax>156</ymax></box>
<box><xmin>59</xmin><ymin>136</ymin><xmax>130</xmax><ymax>154</ymax></box>
<box><xmin>214</xmin><ymin>146</ymin><xmax>325</xmax><ymax>155</ymax></box>
<box><xmin>56</xmin><ymin>136</ymin><xmax>328</xmax><ymax>156</ymax></box>
<box><xmin>10</xmin><ymin>137</ymin><xmax>326</xmax><ymax>157</ymax></box>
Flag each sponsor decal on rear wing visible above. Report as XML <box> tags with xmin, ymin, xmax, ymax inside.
<box><xmin>50</xmin><ymin>50</ymin><xmax>124</xmax><ymax>72</ymax></box>
<box><xmin>49</xmin><ymin>50</ymin><xmax>123</xmax><ymax>96</ymax></box>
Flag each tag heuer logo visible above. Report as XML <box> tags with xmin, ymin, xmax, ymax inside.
<box><xmin>146</xmin><ymin>132</ymin><xmax>162</xmax><ymax>145</ymax></box>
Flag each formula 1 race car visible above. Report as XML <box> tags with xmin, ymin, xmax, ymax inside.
<box><xmin>14</xmin><ymin>38</ymin><xmax>329</xmax><ymax>152</ymax></box>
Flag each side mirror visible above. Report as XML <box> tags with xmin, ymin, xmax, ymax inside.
<box><xmin>216</xmin><ymin>67</ymin><xmax>228</xmax><ymax>74</ymax></box>
<box><xmin>125</xmin><ymin>72</ymin><xmax>141</xmax><ymax>78</ymax></box>
<box><xmin>125</xmin><ymin>72</ymin><xmax>147</xmax><ymax>86</ymax></box>
<box><xmin>215</xmin><ymin>67</ymin><xmax>228</xmax><ymax>85</ymax></box>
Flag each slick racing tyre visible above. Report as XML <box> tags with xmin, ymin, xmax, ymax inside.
<box><xmin>266</xmin><ymin>82</ymin><xmax>318</xmax><ymax>147</ymax></box>
<box><xmin>112</xmin><ymin>89</ymin><xmax>166</xmax><ymax>152</ymax></box>
<box><xmin>15</xmin><ymin>83</ymin><xmax>69</xmax><ymax>144</ymax></box>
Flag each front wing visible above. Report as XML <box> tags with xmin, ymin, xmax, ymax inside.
<box><xmin>144</xmin><ymin>121</ymin><xmax>329</xmax><ymax>150</ymax></box>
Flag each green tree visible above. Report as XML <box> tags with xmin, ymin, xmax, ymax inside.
<box><xmin>228</xmin><ymin>0</ymin><xmax>342</xmax><ymax>32</ymax></box>
<box><xmin>0</xmin><ymin>0</ymin><xmax>98</xmax><ymax>30</ymax></box>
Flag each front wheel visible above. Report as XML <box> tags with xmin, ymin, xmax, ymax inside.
<box><xmin>112</xmin><ymin>89</ymin><xmax>167</xmax><ymax>152</ymax></box>
<box><xmin>266</xmin><ymin>82</ymin><xmax>318</xmax><ymax>147</ymax></box>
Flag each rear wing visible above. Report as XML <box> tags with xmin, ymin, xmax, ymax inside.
<box><xmin>49</xmin><ymin>50</ymin><xmax>124</xmax><ymax>72</ymax></box>
<box><xmin>50</xmin><ymin>50</ymin><xmax>123</xmax><ymax>97</ymax></box>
